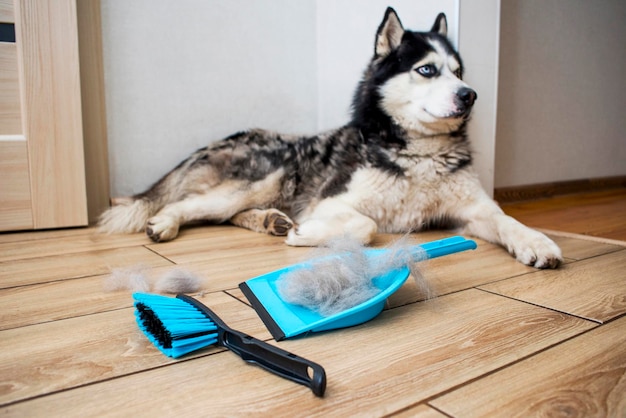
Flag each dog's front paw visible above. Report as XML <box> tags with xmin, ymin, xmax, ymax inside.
<box><xmin>285</xmin><ymin>221</ymin><xmax>327</xmax><ymax>247</ymax></box>
<box><xmin>146</xmin><ymin>215</ymin><xmax>179</xmax><ymax>242</ymax></box>
<box><xmin>264</xmin><ymin>210</ymin><xmax>293</xmax><ymax>236</ymax></box>
<box><xmin>508</xmin><ymin>230</ymin><xmax>562</xmax><ymax>269</ymax></box>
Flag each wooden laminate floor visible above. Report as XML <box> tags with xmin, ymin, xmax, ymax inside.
<box><xmin>1</xmin><ymin>193</ymin><xmax>625</xmax><ymax>416</ymax></box>
<box><xmin>500</xmin><ymin>188</ymin><xmax>626</xmax><ymax>241</ymax></box>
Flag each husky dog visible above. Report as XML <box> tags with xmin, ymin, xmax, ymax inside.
<box><xmin>99</xmin><ymin>8</ymin><xmax>562</xmax><ymax>269</ymax></box>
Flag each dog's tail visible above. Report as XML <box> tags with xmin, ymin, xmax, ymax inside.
<box><xmin>98</xmin><ymin>196</ymin><xmax>159</xmax><ymax>234</ymax></box>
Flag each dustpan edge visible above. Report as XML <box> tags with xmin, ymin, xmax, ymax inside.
<box><xmin>239</xmin><ymin>281</ymin><xmax>287</xmax><ymax>341</ymax></box>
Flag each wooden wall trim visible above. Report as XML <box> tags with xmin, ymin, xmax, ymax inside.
<box><xmin>0</xmin><ymin>42</ymin><xmax>21</xmax><ymax>134</ymax></box>
<box><xmin>77</xmin><ymin>0</ymin><xmax>110</xmax><ymax>224</ymax></box>
<box><xmin>0</xmin><ymin>139</ymin><xmax>32</xmax><ymax>230</ymax></box>
<box><xmin>0</xmin><ymin>0</ymin><xmax>14</xmax><ymax>23</ymax></box>
<box><xmin>15</xmin><ymin>0</ymin><xmax>89</xmax><ymax>229</ymax></box>
<box><xmin>494</xmin><ymin>176</ymin><xmax>626</xmax><ymax>203</ymax></box>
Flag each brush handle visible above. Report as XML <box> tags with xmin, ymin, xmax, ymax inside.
<box><xmin>220</xmin><ymin>329</ymin><xmax>327</xmax><ymax>397</ymax></box>
<box><xmin>411</xmin><ymin>236</ymin><xmax>477</xmax><ymax>260</ymax></box>
<box><xmin>177</xmin><ymin>295</ymin><xmax>326</xmax><ymax>397</ymax></box>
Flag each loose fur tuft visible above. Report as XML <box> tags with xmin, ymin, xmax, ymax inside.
<box><xmin>103</xmin><ymin>265</ymin><xmax>203</xmax><ymax>294</ymax></box>
<box><xmin>104</xmin><ymin>265</ymin><xmax>151</xmax><ymax>293</ymax></box>
<box><xmin>153</xmin><ymin>268</ymin><xmax>203</xmax><ymax>294</ymax></box>
<box><xmin>277</xmin><ymin>236</ymin><xmax>430</xmax><ymax>316</ymax></box>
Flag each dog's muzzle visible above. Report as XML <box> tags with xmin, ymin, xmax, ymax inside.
<box><xmin>455</xmin><ymin>87</ymin><xmax>477</xmax><ymax>116</ymax></box>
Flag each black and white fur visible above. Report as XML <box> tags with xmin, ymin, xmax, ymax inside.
<box><xmin>99</xmin><ymin>8</ymin><xmax>562</xmax><ymax>269</ymax></box>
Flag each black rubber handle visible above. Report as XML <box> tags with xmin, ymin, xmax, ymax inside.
<box><xmin>177</xmin><ymin>295</ymin><xmax>326</xmax><ymax>397</ymax></box>
<box><xmin>220</xmin><ymin>328</ymin><xmax>326</xmax><ymax>397</ymax></box>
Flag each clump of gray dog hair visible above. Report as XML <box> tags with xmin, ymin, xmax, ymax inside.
<box><xmin>104</xmin><ymin>265</ymin><xmax>152</xmax><ymax>293</ymax></box>
<box><xmin>103</xmin><ymin>266</ymin><xmax>202</xmax><ymax>294</ymax></box>
<box><xmin>277</xmin><ymin>236</ymin><xmax>430</xmax><ymax>316</ymax></box>
<box><xmin>153</xmin><ymin>268</ymin><xmax>203</xmax><ymax>294</ymax></box>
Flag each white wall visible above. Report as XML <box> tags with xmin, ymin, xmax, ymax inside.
<box><xmin>458</xmin><ymin>0</ymin><xmax>501</xmax><ymax>194</ymax></box>
<box><xmin>495</xmin><ymin>0</ymin><xmax>626</xmax><ymax>188</ymax></box>
<box><xmin>101</xmin><ymin>0</ymin><xmax>318</xmax><ymax>197</ymax></box>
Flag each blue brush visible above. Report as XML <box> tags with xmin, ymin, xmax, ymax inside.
<box><xmin>133</xmin><ymin>293</ymin><xmax>326</xmax><ymax>396</ymax></box>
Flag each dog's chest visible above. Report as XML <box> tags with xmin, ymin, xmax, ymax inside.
<box><xmin>343</xmin><ymin>159</ymin><xmax>448</xmax><ymax>231</ymax></box>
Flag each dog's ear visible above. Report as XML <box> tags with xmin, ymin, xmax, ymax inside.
<box><xmin>375</xmin><ymin>7</ymin><xmax>404</xmax><ymax>57</ymax></box>
<box><xmin>431</xmin><ymin>13</ymin><xmax>448</xmax><ymax>37</ymax></box>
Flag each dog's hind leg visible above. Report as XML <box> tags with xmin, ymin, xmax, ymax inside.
<box><xmin>286</xmin><ymin>198</ymin><xmax>378</xmax><ymax>246</ymax></box>
<box><xmin>229</xmin><ymin>209</ymin><xmax>294</xmax><ymax>236</ymax></box>
<box><xmin>146</xmin><ymin>193</ymin><xmax>236</xmax><ymax>242</ymax></box>
<box><xmin>146</xmin><ymin>170</ymin><xmax>286</xmax><ymax>242</ymax></box>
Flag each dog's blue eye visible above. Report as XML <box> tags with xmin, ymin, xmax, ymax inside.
<box><xmin>416</xmin><ymin>64</ymin><xmax>437</xmax><ymax>77</ymax></box>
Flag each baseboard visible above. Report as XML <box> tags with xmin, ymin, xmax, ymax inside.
<box><xmin>494</xmin><ymin>176</ymin><xmax>626</xmax><ymax>203</ymax></box>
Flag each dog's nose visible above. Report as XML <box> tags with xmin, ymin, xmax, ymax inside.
<box><xmin>458</xmin><ymin>87</ymin><xmax>477</xmax><ymax>108</ymax></box>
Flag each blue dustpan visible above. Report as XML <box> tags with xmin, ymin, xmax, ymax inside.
<box><xmin>239</xmin><ymin>236</ymin><xmax>477</xmax><ymax>340</ymax></box>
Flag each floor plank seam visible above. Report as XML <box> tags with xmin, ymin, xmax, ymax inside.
<box><xmin>424</xmin><ymin>403</ymin><xmax>454</xmax><ymax>418</ymax></box>
<box><xmin>142</xmin><ymin>245</ymin><xmax>178</xmax><ymax>264</ymax></box>
<box><xmin>0</xmin><ymin>228</ymin><xmax>90</xmax><ymax>244</ymax></box>
<box><xmin>597</xmin><ymin>312</ymin><xmax>626</xmax><ymax>326</ymax></box>
<box><xmin>568</xmin><ymin>247</ymin><xmax>626</xmax><ymax>263</ymax></box>
<box><xmin>540</xmin><ymin>229</ymin><xmax>626</xmax><ymax>247</ymax></box>
<box><xmin>222</xmin><ymin>289</ymin><xmax>253</xmax><ymax>308</ymax></box>
<box><xmin>383</xmin><ymin>272</ymin><xmax>539</xmax><ymax>312</ymax></box>
<box><xmin>474</xmin><ymin>287</ymin><xmax>604</xmax><ymax>325</ymax></box>
<box><xmin>415</xmin><ymin>323</ymin><xmax>602</xmax><ymax>411</ymax></box>
<box><xmin>0</xmin><ymin>273</ymin><xmax>113</xmax><ymax>292</ymax></box>
<box><xmin>0</xmin><ymin>305</ymin><xmax>136</xmax><ymax>333</ymax></box>
<box><xmin>0</xmin><ymin>243</ymin><xmax>149</xmax><ymax>264</ymax></box>
<box><xmin>0</xmin><ymin>348</ymin><xmax>230</xmax><ymax>409</ymax></box>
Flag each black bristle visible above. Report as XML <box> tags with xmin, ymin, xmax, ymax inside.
<box><xmin>136</xmin><ymin>303</ymin><xmax>173</xmax><ymax>349</ymax></box>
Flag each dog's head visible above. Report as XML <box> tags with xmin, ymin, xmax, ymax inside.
<box><xmin>354</xmin><ymin>8</ymin><xmax>477</xmax><ymax>136</ymax></box>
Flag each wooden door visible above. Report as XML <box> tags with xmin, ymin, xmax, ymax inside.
<box><xmin>0</xmin><ymin>0</ymin><xmax>88</xmax><ymax>231</ymax></box>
